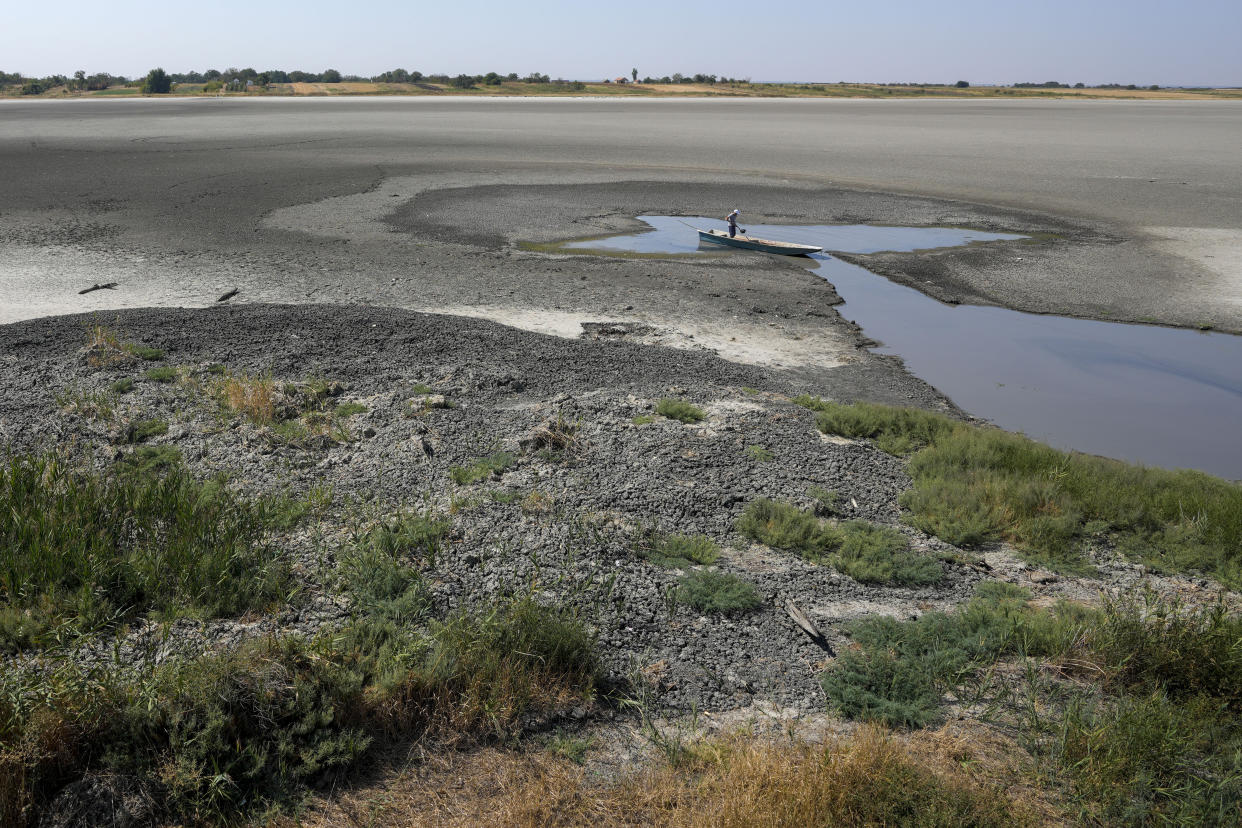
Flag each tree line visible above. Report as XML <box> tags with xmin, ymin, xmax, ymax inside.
<box><xmin>1</xmin><ymin>67</ymin><xmax>755</xmax><ymax>95</ymax></box>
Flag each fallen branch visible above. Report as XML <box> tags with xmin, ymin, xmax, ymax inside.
<box><xmin>786</xmin><ymin>600</ymin><xmax>833</xmax><ymax>654</ymax></box>
<box><xmin>216</xmin><ymin>288</ymin><xmax>239</xmax><ymax>303</ymax></box>
<box><xmin>78</xmin><ymin>282</ymin><xmax>118</xmax><ymax>295</ymax></box>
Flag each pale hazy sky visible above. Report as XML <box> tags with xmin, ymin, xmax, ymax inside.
<box><xmin>4</xmin><ymin>0</ymin><xmax>1239</xmax><ymax>86</ymax></box>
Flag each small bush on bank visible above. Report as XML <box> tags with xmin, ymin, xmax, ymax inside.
<box><xmin>656</xmin><ymin>398</ymin><xmax>706</xmax><ymax>424</ymax></box>
<box><xmin>0</xmin><ymin>455</ymin><xmax>288</xmax><ymax>651</ymax></box>
<box><xmin>737</xmin><ymin>498</ymin><xmax>844</xmax><ymax>556</ymax></box>
<box><xmin>795</xmin><ymin>396</ymin><xmax>956</xmax><ymax>455</ymax></box>
<box><xmin>675</xmin><ymin>570</ymin><xmax>762</xmax><ymax>614</ymax></box>
<box><xmin>109</xmin><ymin>378</ymin><xmax>134</xmax><ymax>394</ymax></box>
<box><xmin>1051</xmin><ymin>690</ymin><xmax>1242</xmax><ymax>824</ymax></box>
<box><xmin>737</xmin><ymin>499</ymin><xmax>942</xmax><ymax>585</ymax></box>
<box><xmin>797</xmin><ymin>400</ymin><xmax>1242</xmax><ymax>585</ymax></box>
<box><xmin>0</xmin><ymin>596</ymin><xmax>600</xmax><ymax>825</ymax></box>
<box><xmin>834</xmin><ymin>521</ymin><xmax>942</xmax><ymax>585</ymax></box>
<box><xmin>821</xmin><ymin>583</ymin><xmax>1083</xmax><ymax>729</ymax></box>
<box><xmin>639</xmin><ymin>532</ymin><xmax>720</xmax><ymax>568</ymax></box>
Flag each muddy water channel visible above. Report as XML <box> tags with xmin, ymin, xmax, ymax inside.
<box><xmin>569</xmin><ymin>217</ymin><xmax>1242</xmax><ymax>480</ymax></box>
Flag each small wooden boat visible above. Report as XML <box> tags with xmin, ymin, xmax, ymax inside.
<box><xmin>697</xmin><ymin>228</ymin><xmax>822</xmax><ymax>256</ymax></box>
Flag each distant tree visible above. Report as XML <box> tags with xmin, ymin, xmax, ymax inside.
<box><xmin>483</xmin><ymin>71</ymin><xmax>502</xmax><ymax>85</ymax></box>
<box><xmin>321</xmin><ymin>69</ymin><xmax>342</xmax><ymax>83</ymax></box>
<box><xmin>1074</xmin><ymin>82</ymin><xmax>1085</xmax><ymax>88</ymax></box>
<box><xmin>954</xmin><ymin>80</ymin><xmax>969</xmax><ymax>88</ymax></box>
<box><xmin>452</xmin><ymin>74</ymin><xmax>475</xmax><ymax>88</ymax></box>
<box><xmin>72</xmin><ymin>70</ymin><xmax>86</xmax><ymax>90</ymax></box>
<box><xmin>1149</xmin><ymin>84</ymin><xmax>1160</xmax><ymax>90</ymax></box>
<box><xmin>204</xmin><ymin>69</ymin><xmax>222</xmax><ymax>80</ymax></box>
<box><xmin>411</xmin><ymin>71</ymin><xmax>424</xmax><ymax>82</ymax></box>
<box><xmin>142</xmin><ymin>68</ymin><xmax>172</xmax><ymax>94</ymax></box>
<box><xmin>507</xmin><ymin>72</ymin><xmax>518</xmax><ymax>81</ymax></box>
<box><xmin>20</xmin><ymin>79</ymin><xmax>46</xmax><ymax>95</ymax></box>
<box><xmin>631</xmin><ymin>67</ymin><xmax>637</xmax><ymax>82</ymax></box>
<box><xmin>256</xmin><ymin>72</ymin><xmax>270</xmax><ymax>87</ymax></box>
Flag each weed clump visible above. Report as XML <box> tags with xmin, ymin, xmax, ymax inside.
<box><xmin>115</xmin><ymin>444</ymin><xmax>182</xmax><ymax>475</ymax></box>
<box><xmin>128</xmin><ymin>418</ymin><xmax>168</xmax><ymax>443</ymax></box>
<box><xmin>800</xmin><ymin>400</ymin><xmax>1242</xmax><ymax>586</ymax></box>
<box><xmin>821</xmin><ymin>583</ymin><xmax>1080</xmax><ymax>729</ymax></box>
<box><xmin>675</xmin><ymin>570</ymin><xmax>762</xmax><ymax>615</ymax></box>
<box><xmin>109</xmin><ymin>378</ymin><xmax>134</xmax><ymax>394</ymax></box>
<box><xmin>744</xmin><ymin>444</ymin><xmax>774</xmax><ymax>462</ymax></box>
<box><xmin>333</xmin><ymin>401</ymin><xmax>367</xmax><ymax>418</ymax></box>
<box><xmin>143</xmin><ymin>365</ymin><xmax>175</xmax><ymax>383</ymax></box>
<box><xmin>362</xmin><ymin>512</ymin><xmax>450</xmax><ymax>563</ymax></box>
<box><xmin>126</xmin><ymin>344</ymin><xmax>164</xmax><ymax>362</ymax></box>
<box><xmin>450</xmin><ymin>451</ymin><xmax>516</xmax><ymax>485</ymax></box>
<box><xmin>738</xmin><ymin>499</ymin><xmax>942</xmax><ymax>585</ymax></box>
<box><xmin>656</xmin><ymin>398</ymin><xmax>706</xmax><ymax>424</ymax></box>
<box><xmin>0</xmin><ymin>455</ymin><xmax>288</xmax><ymax>651</ymax></box>
<box><xmin>639</xmin><ymin>532</ymin><xmax>720</xmax><ymax>568</ymax></box>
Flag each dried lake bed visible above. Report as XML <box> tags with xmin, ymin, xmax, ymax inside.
<box><xmin>4</xmin><ymin>95</ymin><xmax>1242</xmax><ymax>825</ymax></box>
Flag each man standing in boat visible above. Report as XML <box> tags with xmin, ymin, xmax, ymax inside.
<box><xmin>727</xmin><ymin>209</ymin><xmax>741</xmax><ymax>238</ymax></box>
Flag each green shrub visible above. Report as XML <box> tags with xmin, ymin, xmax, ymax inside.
<box><xmin>110</xmin><ymin>378</ymin><xmax>134</xmax><ymax>394</ymax></box>
<box><xmin>794</xmin><ymin>396</ymin><xmax>957</xmax><ymax>455</ymax></box>
<box><xmin>129</xmin><ymin>418</ymin><xmax>167</xmax><ymax>443</ymax></box>
<box><xmin>1085</xmin><ymin>589</ymin><xmax>1242</xmax><ymax>707</ymax></box>
<box><xmin>737</xmin><ymin>498</ymin><xmax>844</xmax><ymax>558</ymax></box>
<box><xmin>631</xmin><ymin>414</ymin><xmax>656</xmax><ymax>426</ymax></box>
<box><xmin>1052</xmin><ymin>691</ymin><xmax>1242</xmax><ymax>824</ymax></box>
<box><xmin>737</xmin><ymin>500</ymin><xmax>941</xmax><ymax>585</ymax></box>
<box><xmin>0</xmin><ymin>597</ymin><xmax>600</xmax><ymax>824</ymax></box>
<box><xmin>333</xmin><ymin>401</ymin><xmax>367</xmax><ymax>418</ymax></box>
<box><xmin>449</xmin><ymin>451</ymin><xmax>516</xmax><ymax>485</ymax></box>
<box><xmin>656</xmin><ymin>398</ymin><xmax>706</xmax><ymax>424</ymax></box>
<box><xmin>821</xmin><ymin>583</ymin><xmax>1085</xmax><ymax>728</ymax></box>
<box><xmin>640</xmin><ymin>532</ymin><xmax>720</xmax><ymax>568</ymax></box>
<box><xmin>744</xmin><ymin>444</ymin><xmax>774</xmax><ymax>462</ymax></box>
<box><xmin>0</xmin><ymin>456</ymin><xmax>288</xmax><ymax>651</ymax></box>
<box><xmin>803</xmin><ymin>401</ymin><xmax>1242</xmax><ymax>586</ymax></box>
<box><xmin>115</xmin><ymin>445</ymin><xmax>182</xmax><ymax>475</ymax></box>
<box><xmin>361</xmin><ymin>511</ymin><xmax>450</xmax><ymax>564</ymax></box>
<box><xmin>675</xmin><ymin>570</ymin><xmax>762</xmax><ymax>614</ymax></box>
<box><xmin>125</xmin><ymin>344</ymin><xmax>164</xmax><ymax>361</ymax></box>
<box><xmin>339</xmin><ymin>545</ymin><xmax>432</xmax><ymax>624</ymax></box>
<box><xmin>143</xmin><ymin>365</ymin><xmax>175</xmax><ymax>383</ymax></box>
<box><xmin>834</xmin><ymin>521</ymin><xmax>942</xmax><ymax>585</ymax></box>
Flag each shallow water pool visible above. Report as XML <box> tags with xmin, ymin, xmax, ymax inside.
<box><xmin>568</xmin><ymin>216</ymin><xmax>1242</xmax><ymax>480</ymax></box>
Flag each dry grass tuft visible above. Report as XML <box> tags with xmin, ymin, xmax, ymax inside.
<box><xmin>83</xmin><ymin>325</ymin><xmax>130</xmax><ymax>368</ymax></box>
<box><xmin>291</xmin><ymin>726</ymin><xmax>1041</xmax><ymax>828</ymax></box>
<box><xmin>220</xmin><ymin>373</ymin><xmax>276</xmax><ymax>424</ymax></box>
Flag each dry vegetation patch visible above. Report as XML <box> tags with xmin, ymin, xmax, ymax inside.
<box><xmin>288</xmin><ymin>726</ymin><xmax>1039</xmax><ymax>827</ymax></box>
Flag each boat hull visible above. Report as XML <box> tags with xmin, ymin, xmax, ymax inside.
<box><xmin>698</xmin><ymin>229</ymin><xmax>822</xmax><ymax>256</ymax></box>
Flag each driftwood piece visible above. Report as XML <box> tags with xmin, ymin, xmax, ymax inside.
<box><xmin>786</xmin><ymin>600</ymin><xmax>834</xmax><ymax>654</ymax></box>
<box><xmin>78</xmin><ymin>282</ymin><xmax>118</xmax><ymax>295</ymax></box>
<box><xmin>216</xmin><ymin>288</ymin><xmax>239</xmax><ymax>303</ymax></box>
